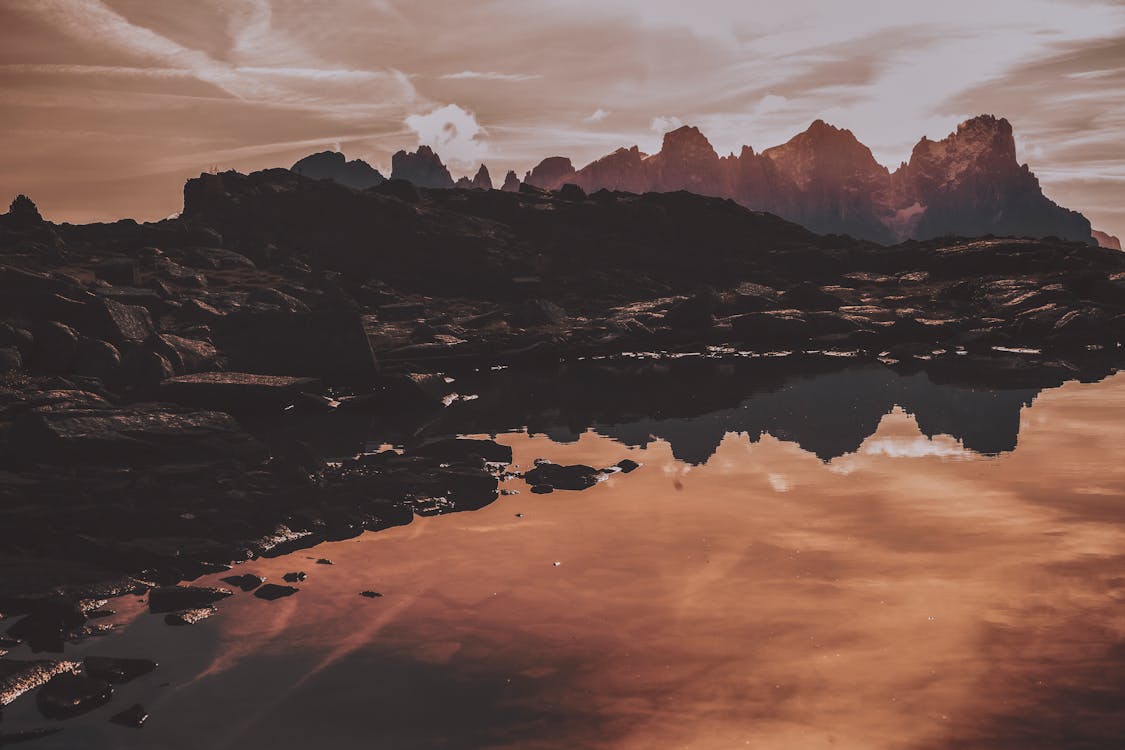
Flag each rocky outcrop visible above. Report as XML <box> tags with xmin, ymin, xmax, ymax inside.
<box><xmin>501</xmin><ymin>170</ymin><xmax>521</xmax><ymax>192</ymax></box>
<box><xmin>524</xmin><ymin>157</ymin><xmax>577</xmax><ymax>190</ymax></box>
<box><xmin>390</xmin><ymin>146</ymin><xmax>454</xmax><ymax>189</ymax></box>
<box><xmin>470</xmin><ymin>164</ymin><xmax>493</xmax><ymax>190</ymax></box>
<box><xmin>1094</xmin><ymin>229</ymin><xmax>1122</xmax><ymax>251</ymax></box>
<box><xmin>290</xmin><ymin>151</ymin><xmax>385</xmax><ymax>189</ymax></box>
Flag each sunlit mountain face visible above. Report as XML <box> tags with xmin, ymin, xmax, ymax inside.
<box><xmin>1</xmin><ymin>1</ymin><xmax>1123</xmax><ymax>241</ymax></box>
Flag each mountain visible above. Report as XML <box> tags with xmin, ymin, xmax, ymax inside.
<box><xmin>1093</xmin><ymin>229</ymin><xmax>1121</xmax><ymax>251</ymax></box>
<box><xmin>390</xmin><ymin>146</ymin><xmax>454</xmax><ymax>188</ymax></box>
<box><xmin>541</xmin><ymin>115</ymin><xmax>1091</xmax><ymax>245</ymax></box>
<box><xmin>894</xmin><ymin>116</ymin><xmax>1090</xmax><ymax>242</ymax></box>
<box><xmin>291</xmin><ymin>151</ymin><xmax>385</xmax><ymax>189</ymax></box>
<box><xmin>286</xmin><ymin>115</ymin><xmax>1096</xmax><ymax>245</ymax></box>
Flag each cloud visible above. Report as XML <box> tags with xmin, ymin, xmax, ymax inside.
<box><xmin>440</xmin><ymin>71</ymin><xmax>542</xmax><ymax>82</ymax></box>
<box><xmin>585</xmin><ymin>108</ymin><xmax>610</xmax><ymax>122</ymax></box>
<box><xmin>404</xmin><ymin>103</ymin><xmax>489</xmax><ymax>166</ymax></box>
<box><xmin>650</xmin><ymin>115</ymin><xmax>683</xmax><ymax>133</ymax></box>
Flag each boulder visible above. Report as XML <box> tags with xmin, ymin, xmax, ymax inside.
<box><xmin>116</xmin><ymin>348</ymin><xmax>175</xmax><ymax>390</ymax></box>
<box><xmin>31</xmin><ymin>321</ymin><xmax>79</xmax><ymax>373</ymax></box>
<box><xmin>0</xmin><ymin>346</ymin><xmax>22</xmax><ymax>374</ymax></box>
<box><xmin>79</xmin><ymin>298</ymin><xmax>155</xmax><ymax>347</ymax></box>
<box><xmin>94</xmin><ymin>258</ymin><xmax>141</xmax><ymax>286</ymax></box>
<box><xmin>214</xmin><ymin>311</ymin><xmax>378</xmax><ymax>380</ymax></box>
<box><xmin>9</xmin><ymin>405</ymin><xmax>268</xmax><ymax>465</ymax></box>
<box><xmin>74</xmin><ymin>337</ymin><xmax>121</xmax><ymax>380</ymax></box>
<box><xmin>151</xmin><ymin>334</ymin><xmax>219</xmax><ymax>374</ymax></box>
<box><xmin>159</xmin><ymin>372</ymin><xmax>321</xmax><ymax>411</ymax></box>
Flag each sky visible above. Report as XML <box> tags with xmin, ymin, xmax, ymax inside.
<box><xmin>1</xmin><ymin>0</ymin><xmax>1123</xmax><ymax>238</ymax></box>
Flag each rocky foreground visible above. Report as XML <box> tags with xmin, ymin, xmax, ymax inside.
<box><xmin>1</xmin><ymin>170</ymin><xmax>1124</xmax><ymax>639</ymax></box>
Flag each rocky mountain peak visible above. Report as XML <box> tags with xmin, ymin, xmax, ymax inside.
<box><xmin>524</xmin><ymin>157</ymin><xmax>577</xmax><ymax>190</ymax></box>
<box><xmin>391</xmin><ymin>146</ymin><xmax>455</xmax><ymax>189</ymax></box>
<box><xmin>470</xmin><ymin>164</ymin><xmax>493</xmax><ymax>190</ymax></box>
<box><xmin>659</xmin><ymin>126</ymin><xmax>719</xmax><ymax>162</ymax></box>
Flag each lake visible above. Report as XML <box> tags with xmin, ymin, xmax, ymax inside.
<box><xmin>4</xmin><ymin>358</ymin><xmax>1125</xmax><ymax>749</ymax></box>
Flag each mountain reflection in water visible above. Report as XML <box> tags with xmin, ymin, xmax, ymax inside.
<box><xmin>4</xmin><ymin>360</ymin><xmax>1124</xmax><ymax>750</ymax></box>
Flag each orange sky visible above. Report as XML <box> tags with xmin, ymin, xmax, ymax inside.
<box><xmin>1</xmin><ymin>1</ymin><xmax>1123</xmax><ymax>238</ymax></box>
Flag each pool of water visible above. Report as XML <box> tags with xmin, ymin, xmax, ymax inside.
<box><xmin>4</xmin><ymin>362</ymin><xmax>1125</xmax><ymax>749</ymax></box>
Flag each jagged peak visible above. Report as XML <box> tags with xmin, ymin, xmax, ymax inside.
<box><xmin>660</xmin><ymin>125</ymin><xmax>716</xmax><ymax>155</ymax></box>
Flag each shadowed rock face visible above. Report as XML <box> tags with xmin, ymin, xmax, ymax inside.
<box><xmin>290</xmin><ymin>151</ymin><xmax>385</xmax><ymax>190</ymax></box>
<box><xmin>390</xmin><ymin>146</ymin><xmax>454</xmax><ymax>189</ymax></box>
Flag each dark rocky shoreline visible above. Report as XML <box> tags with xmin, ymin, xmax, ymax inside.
<box><xmin>1</xmin><ymin>171</ymin><xmax>1124</xmax><ymax>669</ymax></box>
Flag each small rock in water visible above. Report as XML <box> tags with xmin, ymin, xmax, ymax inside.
<box><xmin>254</xmin><ymin>584</ymin><xmax>298</xmax><ymax>601</ymax></box>
<box><xmin>163</xmin><ymin>606</ymin><xmax>217</xmax><ymax>626</ymax></box>
<box><xmin>283</xmin><ymin>572</ymin><xmax>307</xmax><ymax>583</ymax></box>
<box><xmin>616</xmin><ymin>459</ymin><xmax>640</xmax><ymax>473</ymax></box>
<box><xmin>148</xmin><ymin>585</ymin><xmax>232</xmax><ymax>614</ymax></box>
<box><xmin>110</xmin><ymin>703</ymin><xmax>149</xmax><ymax>728</ymax></box>
<box><xmin>36</xmin><ymin>673</ymin><xmax>113</xmax><ymax>719</ymax></box>
<box><xmin>359</xmin><ymin>591</ymin><xmax>383</xmax><ymax>598</ymax></box>
<box><xmin>84</xmin><ymin>657</ymin><xmax>157</xmax><ymax>684</ymax></box>
<box><xmin>220</xmin><ymin>574</ymin><xmax>265</xmax><ymax>592</ymax></box>
<box><xmin>315</xmin><ymin>558</ymin><xmax>334</xmax><ymax>565</ymax></box>
<box><xmin>552</xmin><ymin>561</ymin><xmax>562</xmax><ymax>567</ymax></box>
<box><xmin>530</xmin><ymin>485</ymin><xmax>554</xmax><ymax>495</ymax></box>
<box><xmin>514</xmin><ymin>513</ymin><xmax>524</xmax><ymax>518</ymax></box>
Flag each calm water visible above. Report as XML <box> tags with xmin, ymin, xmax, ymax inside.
<box><xmin>4</xmin><ymin>361</ymin><xmax>1125</xmax><ymax>749</ymax></box>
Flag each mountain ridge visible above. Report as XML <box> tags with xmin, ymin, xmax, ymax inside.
<box><xmin>289</xmin><ymin>115</ymin><xmax>1102</xmax><ymax>246</ymax></box>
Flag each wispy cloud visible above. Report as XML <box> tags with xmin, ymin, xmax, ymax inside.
<box><xmin>440</xmin><ymin>70</ymin><xmax>542</xmax><ymax>82</ymax></box>
<box><xmin>585</xmin><ymin>108</ymin><xmax>610</xmax><ymax>123</ymax></box>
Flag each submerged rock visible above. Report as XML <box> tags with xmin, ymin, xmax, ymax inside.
<box><xmin>109</xmin><ymin>703</ymin><xmax>149</xmax><ymax>728</ymax></box>
<box><xmin>36</xmin><ymin>673</ymin><xmax>114</xmax><ymax>719</ymax></box>
<box><xmin>83</xmin><ymin>656</ymin><xmax>157</xmax><ymax>684</ymax></box>
<box><xmin>254</xmin><ymin>584</ymin><xmax>298</xmax><ymax>601</ymax></box>
<box><xmin>220</xmin><ymin>574</ymin><xmax>265</xmax><ymax>592</ymax></box>
<box><xmin>148</xmin><ymin>586</ymin><xmax>232</xmax><ymax>614</ymax></box>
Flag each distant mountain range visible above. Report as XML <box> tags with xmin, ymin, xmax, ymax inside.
<box><xmin>290</xmin><ymin>115</ymin><xmax>1115</xmax><ymax>247</ymax></box>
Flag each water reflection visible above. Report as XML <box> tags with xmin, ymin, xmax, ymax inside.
<box><xmin>4</xmin><ymin>364</ymin><xmax>1125</xmax><ymax>749</ymax></box>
